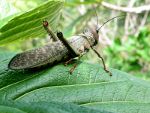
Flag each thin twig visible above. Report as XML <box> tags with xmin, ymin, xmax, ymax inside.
<box><xmin>135</xmin><ymin>11</ymin><xmax>149</xmax><ymax>36</ymax></box>
<box><xmin>124</xmin><ymin>0</ymin><xmax>136</xmax><ymax>37</ymax></box>
<box><xmin>102</xmin><ymin>1</ymin><xmax>150</xmax><ymax>14</ymax></box>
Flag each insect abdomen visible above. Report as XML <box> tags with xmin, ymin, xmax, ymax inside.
<box><xmin>8</xmin><ymin>41</ymin><xmax>68</xmax><ymax>70</ymax></box>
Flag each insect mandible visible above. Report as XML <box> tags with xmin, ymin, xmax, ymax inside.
<box><xmin>8</xmin><ymin>14</ymin><xmax>124</xmax><ymax>76</ymax></box>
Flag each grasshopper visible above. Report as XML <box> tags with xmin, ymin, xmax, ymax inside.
<box><xmin>8</xmin><ymin>15</ymin><xmax>123</xmax><ymax>76</ymax></box>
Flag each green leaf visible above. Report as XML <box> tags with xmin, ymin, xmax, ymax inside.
<box><xmin>0</xmin><ymin>101</ymin><xmax>111</xmax><ymax>113</ymax></box>
<box><xmin>0</xmin><ymin>51</ymin><xmax>150</xmax><ymax>113</ymax></box>
<box><xmin>0</xmin><ymin>0</ymin><xmax>64</xmax><ymax>45</ymax></box>
<box><xmin>0</xmin><ymin>105</ymin><xmax>26</xmax><ymax>113</ymax></box>
<box><xmin>0</xmin><ymin>13</ymin><xmax>20</xmax><ymax>28</ymax></box>
<box><xmin>84</xmin><ymin>102</ymin><xmax>150</xmax><ymax>113</ymax></box>
<box><xmin>65</xmin><ymin>0</ymin><xmax>102</xmax><ymax>6</ymax></box>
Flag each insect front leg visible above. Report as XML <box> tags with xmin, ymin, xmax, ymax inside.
<box><xmin>69</xmin><ymin>52</ymin><xmax>86</xmax><ymax>74</ymax></box>
<box><xmin>64</xmin><ymin>45</ymin><xmax>88</xmax><ymax>66</ymax></box>
<box><xmin>68</xmin><ymin>43</ymin><xmax>91</xmax><ymax>74</ymax></box>
<box><xmin>91</xmin><ymin>47</ymin><xmax>112</xmax><ymax>76</ymax></box>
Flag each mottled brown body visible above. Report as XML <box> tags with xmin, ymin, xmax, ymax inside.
<box><xmin>8</xmin><ymin>33</ymin><xmax>95</xmax><ymax>70</ymax></box>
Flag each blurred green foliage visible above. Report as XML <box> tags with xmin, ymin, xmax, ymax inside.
<box><xmin>105</xmin><ymin>27</ymin><xmax>150</xmax><ymax>80</ymax></box>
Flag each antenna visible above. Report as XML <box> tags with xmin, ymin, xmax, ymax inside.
<box><xmin>92</xmin><ymin>5</ymin><xmax>125</xmax><ymax>33</ymax></box>
<box><xmin>96</xmin><ymin>15</ymin><xmax>125</xmax><ymax>33</ymax></box>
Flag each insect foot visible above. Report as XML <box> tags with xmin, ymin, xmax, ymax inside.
<box><xmin>69</xmin><ymin>63</ymin><xmax>78</xmax><ymax>74</ymax></box>
<box><xmin>91</xmin><ymin>47</ymin><xmax>112</xmax><ymax>76</ymax></box>
<box><xmin>104</xmin><ymin>68</ymin><xmax>112</xmax><ymax>76</ymax></box>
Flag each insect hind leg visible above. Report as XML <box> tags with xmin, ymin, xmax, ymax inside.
<box><xmin>57</xmin><ymin>32</ymin><xmax>79</xmax><ymax>58</ymax></box>
<box><xmin>43</xmin><ymin>20</ymin><xmax>58</xmax><ymax>41</ymax></box>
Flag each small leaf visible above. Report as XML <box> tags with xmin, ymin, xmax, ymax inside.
<box><xmin>0</xmin><ymin>0</ymin><xmax>64</xmax><ymax>45</ymax></box>
<box><xmin>65</xmin><ymin>0</ymin><xmax>102</xmax><ymax>6</ymax></box>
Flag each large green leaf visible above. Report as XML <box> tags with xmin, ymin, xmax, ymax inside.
<box><xmin>0</xmin><ymin>0</ymin><xmax>64</xmax><ymax>45</ymax></box>
<box><xmin>0</xmin><ymin>51</ymin><xmax>150</xmax><ymax>113</ymax></box>
<box><xmin>0</xmin><ymin>101</ymin><xmax>111</xmax><ymax>113</ymax></box>
<box><xmin>0</xmin><ymin>101</ymin><xmax>114</xmax><ymax>113</ymax></box>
